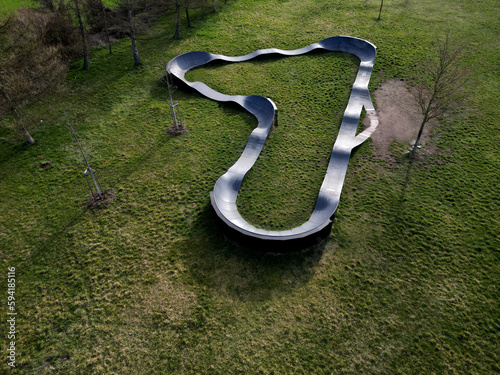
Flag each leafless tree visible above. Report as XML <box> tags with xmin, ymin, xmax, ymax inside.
<box><xmin>377</xmin><ymin>0</ymin><xmax>383</xmax><ymax>20</ymax></box>
<box><xmin>74</xmin><ymin>0</ymin><xmax>90</xmax><ymax>69</ymax></box>
<box><xmin>126</xmin><ymin>0</ymin><xmax>141</xmax><ymax>66</ymax></box>
<box><xmin>83</xmin><ymin>0</ymin><xmax>113</xmax><ymax>54</ymax></box>
<box><xmin>411</xmin><ymin>34</ymin><xmax>470</xmax><ymax>158</ymax></box>
<box><xmin>113</xmin><ymin>0</ymin><xmax>142</xmax><ymax>65</ymax></box>
<box><xmin>173</xmin><ymin>0</ymin><xmax>181</xmax><ymax>39</ymax></box>
<box><xmin>0</xmin><ymin>87</ymin><xmax>35</xmax><ymax>145</ymax></box>
<box><xmin>185</xmin><ymin>0</ymin><xmax>191</xmax><ymax>28</ymax></box>
<box><xmin>101</xmin><ymin>3</ymin><xmax>113</xmax><ymax>54</ymax></box>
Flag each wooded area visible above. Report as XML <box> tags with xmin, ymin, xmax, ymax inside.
<box><xmin>0</xmin><ymin>0</ymin><xmax>221</xmax><ymax>142</ymax></box>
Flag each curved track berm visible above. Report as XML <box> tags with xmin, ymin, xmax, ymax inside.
<box><xmin>167</xmin><ymin>36</ymin><xmax>378</xmax><ymax>242</ymax></box>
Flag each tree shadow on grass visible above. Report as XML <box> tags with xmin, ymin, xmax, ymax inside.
<box><xmin>177</xmin><ymin>202</ymin><xmax>331</xmax><ymax>302</ymax></box>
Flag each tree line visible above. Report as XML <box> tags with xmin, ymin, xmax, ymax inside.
<box><xmin>0</xmin><ymin>0</ymin><xmax>222</xmax><ymax>144</ymax></box>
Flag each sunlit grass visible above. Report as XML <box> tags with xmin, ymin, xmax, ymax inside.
<box><xmin>0</xmin><ymin>0</ymin><xmax>31</xmax><ymax>16</ymax></box>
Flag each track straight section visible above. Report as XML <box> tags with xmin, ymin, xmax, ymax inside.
<box><xmin>167</xmin><ymin>36</ymin><xmax>378</xmax><ymax>242</ymax></box>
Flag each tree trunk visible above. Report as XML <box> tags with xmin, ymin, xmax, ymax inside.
<box><xmin>101</xmin><ymin>1</ymin><xmax>112</xmax><ymax>54</ymax></box>
<box><xmin>0</xmin><ymin>86</ymin><xmax>35</xmax><ymax>145</ymax></box>
<box><xmin>74</xmin><ymin>0</ymin><xmax>90</xmax><ymax>69</ymax></box>
<box><xmin>21</xmin><ymin>126</ymin><xmax>35</xmax><ymax>145</ymax></box>
<box><xmin>410</xmin><ymin>117</ymin><xmax>427</xmax><ymax>158</ymax></box>
<box><xmin>106</xmin><ymin>27</ymin><xmax>112</xmax><ymax>55</ymax></box>
<box><xmin>185</xmin><ymin>0</ymin><xmax>191</xmax><ymax>28</ymax></box>
<box><xmin>377</xmin><ymin>0</ymin><xmax>383</xmax><ymax>20</ymax></box>
<box><xmin>201</xmin><ymin>0</ymin><xmax>205</xmax><ymax>19</ymax></box>
<box><xmin>127</xmin><ymin>8</ymin><xmax>141</xmax><ymax>66</ymax></box>
<box><xmin>173</xmin><ymin>0</ymin><xmax>180</xmax><ymax>39</ymax></box>
<box><xmin>212</xmin><ymin>0</ymin><xmax>216</xmax><ymax>12</ymax></box>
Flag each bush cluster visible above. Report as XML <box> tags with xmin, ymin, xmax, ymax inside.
<box><xmin>0</xmin><ymin>6</ymin><xmax>78</xmax><ymax>116</ymax></box>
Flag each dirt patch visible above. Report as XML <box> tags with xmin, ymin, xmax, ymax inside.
<box><xmin>365</xmin><ymin>79</ymin><xmax>436</xmax><ymax>159</ymax></box>
<box><xmin>87</xmin><ymin>190</ymin><xmax>116</xmax><ymax>209</ymax></box>
<box><xmin>166</xmin><ymin>123</ymin><xmax>188</xmax><ymax>137</ymax></box>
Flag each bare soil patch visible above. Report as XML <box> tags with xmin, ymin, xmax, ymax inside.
<box><xmin>87</xmin><ymin>190</ymin><xmax>116</xmax><ymax>209</ymax></box>
<box><xmin>365</xmin><ymin>79</ymin><xmax>437</xmax><ymax>159</ymax></box>
<box><xmin>166</xmin><ymin>123</ymin><xmax>188</xmax><ymax>137</ymax></box>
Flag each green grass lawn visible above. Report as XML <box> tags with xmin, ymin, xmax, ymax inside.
<box><xmin>0</xmin><ymin>0</ymin><xmax>499</xmax><ymax>373</ymax></box>
<box><xmin>0</xmin><ymin>0</ymin><xmax>30</xmax><ymax>16</ymax></box>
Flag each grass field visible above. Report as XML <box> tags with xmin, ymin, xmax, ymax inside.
<box><xmin>0</xmin><ymin>0</ymin><xmax>30</xmax><ymax>16</ymax></box>
<box><xmin>0</xmin><ymin>0</ymin><xmax>499</xmax><ymax>373</ymax></box>
<box><xmin>0</xmin><ymin>0</ymin><xmax>115</xmax><ymax>17</ymax></box>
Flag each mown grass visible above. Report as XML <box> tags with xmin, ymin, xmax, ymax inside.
<box><xmin>0</xmin><ymin>0</ymin><xmax>499</xmax><ymax>373</ymax></box>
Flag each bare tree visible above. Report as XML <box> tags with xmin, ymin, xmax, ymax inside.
<box><xmin>83</xmin><ymin>0</ymin><xmax>113</xmax><ymax>54</ymax></box>
<box><xmin>173</xmin><ymin>0</ymin><xmax>180</xmax><ymax>39</ymax></box>
<box><xmin>65</xmin><ymin>112</ymin><xmax>105</xmax><ymax>200</ymax></box>
<box><xmin>114</xmin><ymin>0</ymin><xmax>175</xmax><ymax>65</ymax></box>
<box><xmin>102</xmin><ymin>3</ymin><xmax>113</xmax><ymax>54</ymax></box>
<box><xmin>377</xmin><ymin>0</ymin><xmax>383</xmax><ymax>20</ymax></box>
<box><xmin>0</xmin><ymin>87</ymin><xmax>35</xmax><ymax>145</ymax></box>
<box><xmin>185</xmin><ymin>0</ymin><xmax>191</xmax><ymax>28</ymax></box>
<box><xmin>411</xmin><ymin>34</ymin><xmax>470</xmax><ymax>158</ymax></box>
<box><xmin>126</xmin><ymin>1</ymin><xmax>141</xmax><ymax>66</ymax></box>
<box><xmin>114</xmin><ymin>0</ymin><xmax>142</xmax><ymax>65</ymax></box>
<box><xmin>74</xmin><ymin>0</ymin><xmax>90</xmax><ymax>69</ymax></box>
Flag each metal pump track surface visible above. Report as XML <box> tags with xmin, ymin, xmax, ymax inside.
<box><xmin>167</xmin><ymin>36</ymin><xmax>379</xmax><ymax>242</ymax></box>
